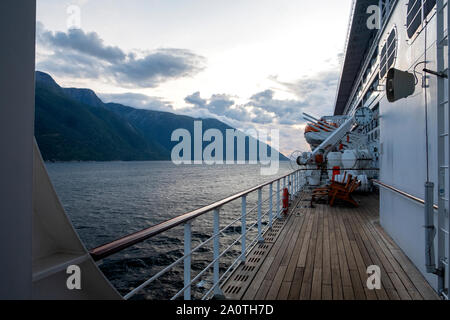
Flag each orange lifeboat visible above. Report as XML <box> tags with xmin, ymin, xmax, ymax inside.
<box><xmin>304</xmin><ymin>120</ymin><xmax>338</xmax><ymax>148</ymax></box>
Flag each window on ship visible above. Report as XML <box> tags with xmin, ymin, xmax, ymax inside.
<box><xmin>407</xmin><ymin>0</ymin><xmax>436</xmax><ymax>38</ymax></box>
<box><xmin>379</xmin><ymin>27</ymin><xmax>397</xmax><ymax>80</ymax></box>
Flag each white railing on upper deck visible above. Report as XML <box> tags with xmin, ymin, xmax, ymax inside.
<box><xmin>343</xmin><ymin>0</ymin><xmax>398</xmax><ymax>115</ymax></box>
<box><xmin>90</xmin><ymin>169</ymin><xmax>305</xmax><ymax>300</ymax></box>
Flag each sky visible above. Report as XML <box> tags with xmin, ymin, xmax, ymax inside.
<box><xmin>36</xmin><ymin>0</ymin><xmax>353</xmax><ymax>156</ymax></box>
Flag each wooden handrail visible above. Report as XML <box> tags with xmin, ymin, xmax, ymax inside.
<box><xmin>89</xmin><ymin>170</ymin><xmax>300</xmax><ymax>261</ymax></box>
<box><xmin>373</xmin><ymin>180</ymin><xmax>438</xmax><ymax>210</ymax></box>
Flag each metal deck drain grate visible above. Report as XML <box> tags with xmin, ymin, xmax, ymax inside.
<box><xmin>233</xmin><ymin>274</ymin><xmax>250</xmax><ymax>282</ymax></box>
<box><xmin>221</xmin><ymin>216</ymin><xmax>290</xmax><ymax>299</ymax></box>
<box><xmin>242</xmin><ymin>265</ymin><xmax>256</xmax><ymax>272</ymax></box>
<box><xmin>220</xmin><ymin>195</ymin><xmax>308</xmax><ymax>300</ymax></box>
<box><xmin>224</xmin><ymin>285</ymin><xmax>242</xmax><ymax>295</ymax></box>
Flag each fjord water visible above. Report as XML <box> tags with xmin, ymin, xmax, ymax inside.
<box><xmin>46</xmin><ymin>161</ymin><xmax>294</xmax><ymax>299</ymax></box>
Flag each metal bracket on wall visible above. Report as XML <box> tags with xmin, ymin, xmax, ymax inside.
<box><xmin>423</xmin><ymin>68</ymin><xmax>448</xmax><ymax>79</ymax></box>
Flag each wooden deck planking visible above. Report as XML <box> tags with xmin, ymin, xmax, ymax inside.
<box><xmin>346</xmin><ymin>210</ymin><xmax>389</xmax><ymax>300</ymax></box>
<box><xmin>328</xmin><ymin>204</ymin><xmax>344</xmax><ymax>300</ymax></box>
<box><xmin>354</xmin><ymin>206</ymin><xmax>414</xmax><ymax>300</ymax></box>
<box><xmin>224</xmin><ymin>192</ymin><xmax>440</xmax><ymax>300</ymax></box>
<box><xmin>299</xmin><ymin>204</ymin><xmax>319</xmax><ymax>299</ymax></box>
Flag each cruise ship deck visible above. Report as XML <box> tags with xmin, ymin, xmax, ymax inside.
<box><xmin>223</xmin><ymin>192</ymin><xmax>440</xmax><ymax>300</ymax></box>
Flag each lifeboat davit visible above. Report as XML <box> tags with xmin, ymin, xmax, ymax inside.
<box><xmin>304</xmin><ymin>119</ymin><xmax>337</xmax><ymax>149</ymax></box>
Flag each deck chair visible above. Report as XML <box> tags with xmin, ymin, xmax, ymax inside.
<box><xmin>329</xmin><ymin>177</ymin><xmax>361</xmax><ymax>207</ymax></box>
<box><xmin>310</xmin><ymin>174</ymin><xmax>352</xmax><ymax>206</ymax></box>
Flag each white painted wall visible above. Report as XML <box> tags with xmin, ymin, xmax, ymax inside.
<box><xmin>378</xmin><ymin>2</ymin><xmax>443</xmax><ymax>290</ymax></box>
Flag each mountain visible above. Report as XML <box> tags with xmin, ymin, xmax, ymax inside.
<box><xmin>63</xmin><ymin>88</ymin><xmax>105</xmax><ymax>109</ymax></box>
<box><xmin>105</xmin><ymin>103</ymin><xmax>249</xmax><ymax>161</ymax></box>
<box><xmin>35</xmin><ymin>72</ymin><xmax>166</xmax><ymax>161</ymax></box>
<box><xmin>35</xmin><ymin>71</ymin><xmax>289</xmax><ymax>162</ymax></box>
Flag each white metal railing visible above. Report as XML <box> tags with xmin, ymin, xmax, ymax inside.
<box><xmin>91</xmin><ymin>169</ymin><xmax>305</xmax><ymax>300</ymax></box>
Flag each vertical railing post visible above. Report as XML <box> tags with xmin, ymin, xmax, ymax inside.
<box><xmin>294</xmin><ymin>171</ymin><xmax>297</xmax><ymax>194</ymax></box>
<box><xmin>184</xmin><ymin>222</ymin><xmax>192</xmax><ymax>300</ymax></box>
<box><xmin>269</xmin><ymin>183</ymin><xmax>273</xmax><ymax>229</ymax></box>
<box><xmin>289</xmin><ymin>174</ymin><xmax>293</xmax><ymax>200</ymax></box>
<box><xmin>287</xmin><ymin>175</ymin><xmax>289</xmax><ymax>200</ymax></box>
<box><xmin>291</xmin><ymin>174</ymin><xmax>295</xmax><ymax>199</ymax></box>
<box><xmin>292</xmin><ymin>172</ymin><xmax>295</xmax><ymax>196</ymax></box>
<box><xmin>292</xmin><ymin>173</ymin><xmax>295</xmax><ymax>197</ymax></box>
<box><xmin>291</xmin><ymin>174</ymin><xmax>294</xmax><ymax>199</ymax></box>
<box><xmin>241</xmin><ymin>196</ymin><xmax>247</xmax><ymax>262</ymax></box>
<box><xmin>294</xmin><ymin>172</ymin><xmax>297</xmax><ymax>195</ymax></box>
<box><xmin>213</xmin><ymin>208</ymin><xmax>223</xmax><ymax>296</ymax></box>
<box><xmin>257</xmin><ymin>188</ymin><xmax>264</xmax><ymax>242</ymax></box>
<box><xmin>276</xmin><ymin>179</ymin><xmax>281</xmax><ymax>218</ymax></box>
<box><xmin>293</xmin><ymin>173</ymin><xmax>296</xmax><ymax>196</ymax></box>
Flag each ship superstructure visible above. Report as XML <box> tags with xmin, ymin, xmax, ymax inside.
<box><xmin>298</xmin><ymin>0</ymin><xmax>450</xmax><ymax>299</ymax></box>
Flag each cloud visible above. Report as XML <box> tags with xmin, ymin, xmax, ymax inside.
<box><xmin>184</xmin><ymin>91</ymin><xmax>207</xmax><ymax>108</ymax></box>
<box><xmin>182</xmin><ymin>69</ymin><xmax>340</xmax><ymax>155</ymax></box>
<box><xmin>274</xmin><ymin>70</ymin><xmax>339</xmax><ymax>112</ymax></box>
<box><xmin>263</xmin><ymin>70</ymin><xmax>340</xmax><ymax>124</ymax></box>
<box><xmin>246</xmin><ymin>89</ymin><xmax>306</xmax><ymax>125</ymax></box>
<box><xmin>183</xmin><ymin>68</ymin><xmax>339</xmax><ymax>128</ymax></box>
<box><xmin>36</xmin><ymin>22</ymin><xmax>206</xmax><ymax>88</ymax></box>
<box><xmin>38</xmin><ymin>26</ymin><xmax>126</xmax><ymax>63</ymax></box>
<box><xmin>98</xmin><ymin>92</ymin><xmax>175</xmax><ymax>112</ymax></box>
<box><xmin>185</xmin><ymin>92</ymin><xmax>235</xmax><ymax>114</ymax></box>
<box><xmin>184</xmin><ymin>92</ymin><xmax>255</xmax><ymax>122</ymax></box>
<box><xmin>37</xmin><ymin>50</ymin><xmax>104</xmax><ymax>79</ymax></box>
<box><xmin>110</xmin><ymin>49</ymin><xmax>206</xmax><ymax>87</ymax></box>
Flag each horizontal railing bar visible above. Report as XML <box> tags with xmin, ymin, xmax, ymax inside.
<box><xmin>126</xmin><ymin>216</ymin><xmax>251</xmax><ymax>300</ymax></box>
<box><xmin>124</xmin><ymin>190</ymin><xmax>285</xmax><ymax>299</ymax></box>
<box><xmin>90</xmin><ymin>170</ymin><xmax>300</xmax><ymax>261</ymax></box>
<box><xmin>373</xmin><ymin>180</ymin><xmax>438</xmax><ymax>210</ymax></box>
<box><xmin>204</xmin><ymin>207</ymin><xmax>283</xmax><ymax>300</ymax></box>
<box><xmin>202</xmin><ymin>249</ymin><xmax>243</xmax><ymax>300</ymax></box>
<box><xmin>246</xmin><ymin>231</ymin><xmax>264</xmax><ymax>254</ymax></box>
<box><xmin>290</xmin><ymin>168</ymin><xmax>378</xmax><ymax>171</ymax></box>
<box><xmin>219</xmin><ymin>215</ymin><xmax>243</xmax><ymax>235</ymax></box>
<box><xmin>214</xmin><ymin>212</ymin><xmax>278</xmax><ymax>296</ymax></box>
<box><xmin>171</xmin><ymin>227</ymin><xmax>247</xmax><ymax>300</ymax></box>
<box><xmin>220</xmin><ymin>193</ymin><xmax>277</xmax><ymax>236</ymax></box>
<box><xmin>204</xmin><ymin>188</ymin><xmax>300</xmax><ymax>300</ymax></box>
<box><xmin>179</xmin><ymin>199</ymin><xmax>284</xmax><ymax>300</ymax></box>
<box><xmin>215</xmin><ymin>193</ymin><xmax>278</xmax><ymax>241</ymax></box>
<box><xmin>124</xmin><ymin>228</ymin><xmax>222</xmax><ymax>299</ymax></box>
<box><xmin>244</xmin><ymin>191</ymin><xmax>279</xmax><ymax>219</ymax></box>
<box><xmin>203</xmin><ymin>200</ymin><xmax>289</xmax><ymax>300</ymax></box>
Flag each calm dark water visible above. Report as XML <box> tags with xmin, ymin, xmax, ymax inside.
<box><xmin>46</xmin><ymin>161</ymin><xmax>295</xmax><ymax>299</ymax></box>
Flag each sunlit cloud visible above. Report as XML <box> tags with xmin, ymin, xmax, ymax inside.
<box><xmin>36</xmin><ymin>22</ymin><xmax>207</xmax><ymax>88</ymax></box>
